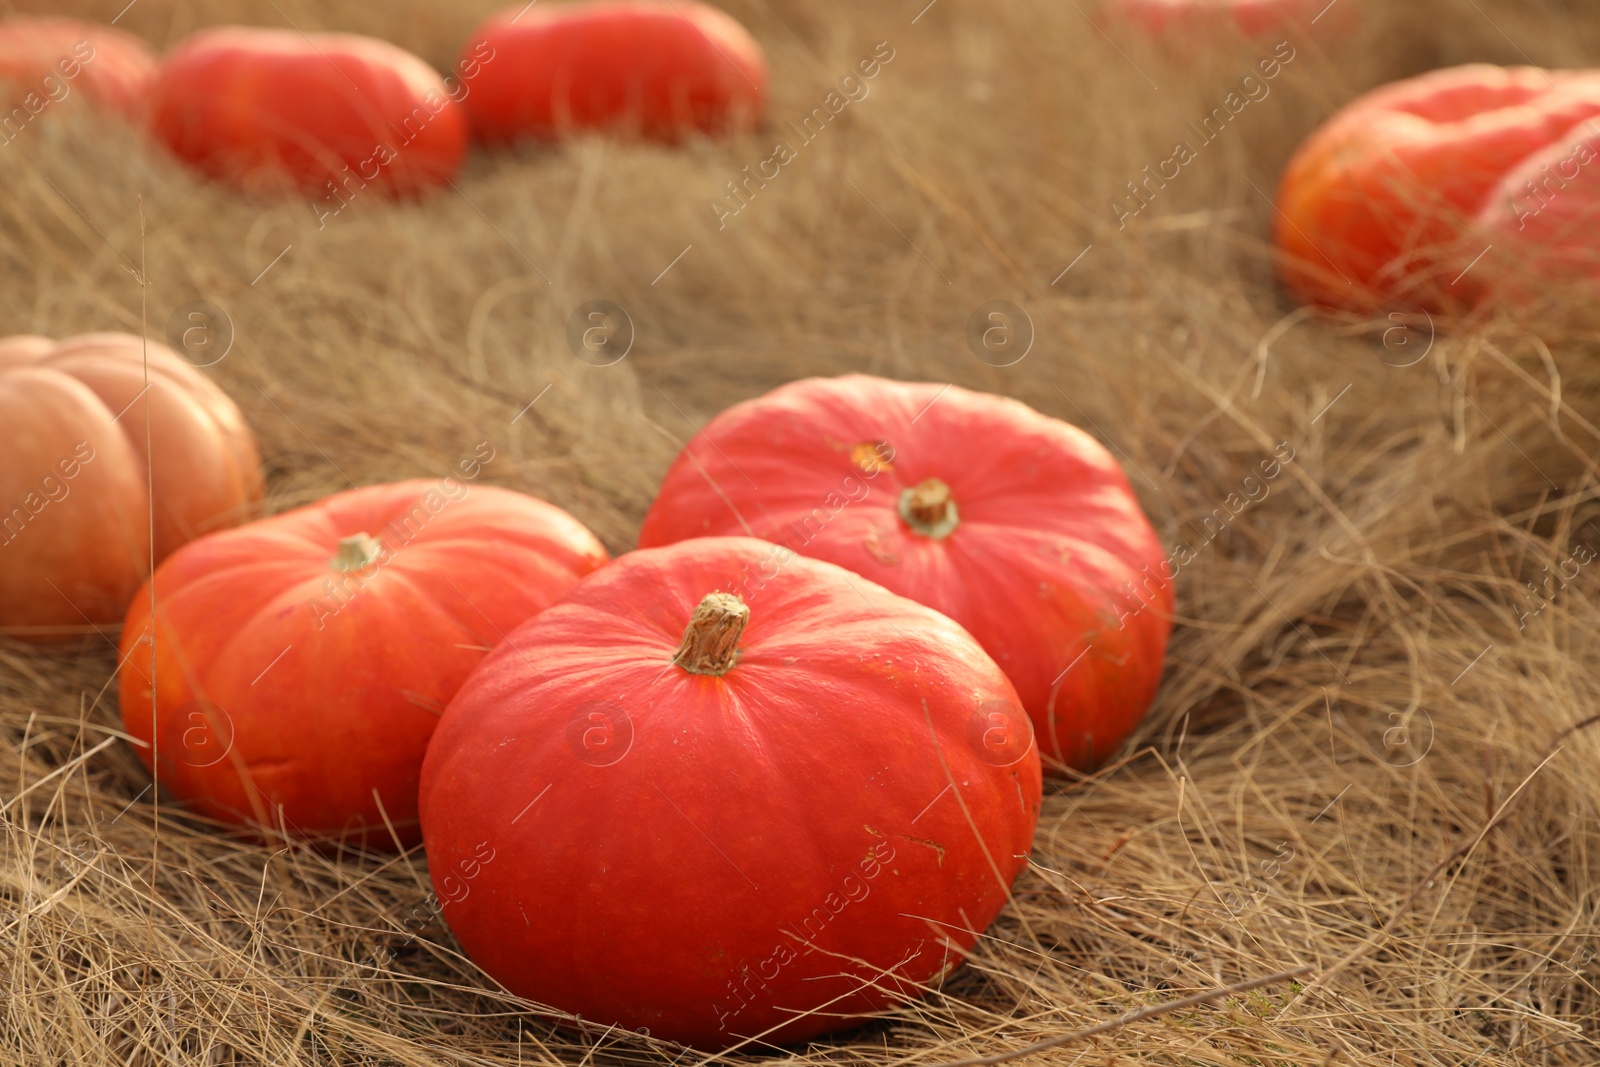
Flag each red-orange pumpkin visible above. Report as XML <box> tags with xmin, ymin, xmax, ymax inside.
<box><xmin>118</xmin><ymin>479</ymin><xmax>608</xmax><ymax>848</ymax></box>
<box><xmin>637</xmin><ymin>376</ymin><xmax>1172</xmax><ymax>773</ymax></box>
<box><xmin>1469</xmin><ymin>124</ymin><xmax>1600</xmax><ymax>305</ymax></box>
<box><xmin>147</xmin><ymin>27</ymin><xmax>467</xmax><ymax>196</ymax></box>
<box><xmin>419</xmin><ymin>536</ymin><xmax>1041</xmax><ymax>1048</ymax></box>
<box><xmin>0</xmin><ymin>17</ymin><xmax>158</xmax><ymax>120</ymax></box>
<box><xmin>0</xmin><ymin>333</ymin><xmax>262</xmax><ymax>640</ymax></box>
<box><xmin>461</xmin><ymin>0</ymin><xmax>766</xmax><ymax>143</ymax></box>
<box><xmin>1275</xmin><ymin>64</ymin><xmax>1600</xmax><ymax>313</ymax></box>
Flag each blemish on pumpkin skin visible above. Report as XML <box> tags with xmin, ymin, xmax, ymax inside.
<box><xmin>896</xmin><ymin>835</ymin><xmax>946</xmax><ymax>867</ymax></box>
<box><xmin>848</xmin><ymin>440</ymin><xmax>894</xmax><ymax>476</ymax></box>
<box><xmin>243</xmin><ymin>758</ymin><xmax>295</xmax><ymax>775</ymax></box>
<box><xmin>863</xmin><ymin>524</ymin><xmax>900</xmax><ymax>565</ymax></box>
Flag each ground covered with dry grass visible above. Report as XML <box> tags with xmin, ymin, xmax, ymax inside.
<box><xmin>5</xmin><ymin>0</ymin><xmax>1600</xmax><ymax>1063</ymax></box>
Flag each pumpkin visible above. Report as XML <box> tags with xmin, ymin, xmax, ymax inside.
<box><xmin>460</xmin><ymin>0</ymin><xmax>765</xmax><ymax>144</ymax></box>
<box><xmin>636</xmin><ymin>376</ymin><xmax>1172</xmax><ymax>773</ymax></box>
<box><xmin>118</xmin><ymin>479</ymin><xmax>608</xmax><ymax>848</ymax></box>
<box><xmin>147</xmin><ymin>27</ymin><xmax>467</xmax><ymax>196</ymax></box>
<box><xmin>418</xmin><ymin>536</ymin><xmax>1041</xmax><ymax>1048</ymax></box>
<box><xmin>1105</xmin><ymin>0</ymin><xmax>1341</xmax><ymax>37</ymax></box>
<box><xmin>1275</xmin><ymin>64</ymin><xmax>1600</xmax><ymax>313</ymax></box>
<box><xmin>0</xmin><ymin>17</ymin><xmax>157</xmax><ymax>120</ymax></box>
<box><xmin>0</xmin><ymin>332</ymin><xmax>262</xmax><ymax>640</ymax></box>
<box><xmin>1469</xmin><ymin>124</ymin><xmax>1600</xmax><ymax>305</ymax></box>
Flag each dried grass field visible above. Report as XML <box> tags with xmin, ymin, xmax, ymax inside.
<box><xmin>5</xmin><ymin>0</ymin><xmax>1600</xmax><ymax>1063</ymax></box>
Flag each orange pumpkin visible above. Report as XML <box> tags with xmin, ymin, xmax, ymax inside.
<box><xmin>420</xmin><ymin>536</ymin><xmax>1039</xmax><ymax>1045</ymax></box>
<box><xmin>1275</xmin><ymin>65</ymin><xmax>1600</xmax><ymax>313</ymax></box>
<box><xmin>119</xmin><ymin>480</ymin><xmax>609</xmax><ymax>848</ymax></box>
<box><xmin>638</xmin><ymin>376</ymin><xmax>1173</xmax><ymax>773</ymax></box>
<box><xmin>147</xmin><ymin>27</ymin><xmax>468</xmax><ymax>196</ymax></box>
<box><xmin>0</xmin><ymin>333</ymin><xmax>262</xmax><ymax>640</ymax></box>
<box><xmin>0</xmin><ymin>17</ymin><xmax>158</xmax><ymax>121</ymax></box>
<box><xmin>461</xmin><ymin>0</ymin><xmax>766</xmax><ymax>144</ymax></box>
<box><xmin>1469</xmin><ymin>124</ymin><xmax>1600</xmax><ymax>305</ymax></box>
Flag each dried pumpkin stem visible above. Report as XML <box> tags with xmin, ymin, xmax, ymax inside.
<box><xmin>330</xmin><ymin>532</ymin><xmax>384</xmax><ymax>572</ymax></box>
<box><xmin>672</xmin><ymin>592</ymin><xmax>749</xmax><ymax>676</ymax></box>
<box><xmin>899</xmin><ymin>477</ymin><xmax>960</xmax><ymax>539</ymax></box>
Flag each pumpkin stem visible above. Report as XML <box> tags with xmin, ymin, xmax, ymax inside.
<box><xmin>330</xmin><ymin>532</ymin><xmax>384</xmax><ymax>572</ymax></box>
<box><xmin>899</xmin><ymin>478</ymin><xmax>959</xmax><ymax>539</ymax></box>
<box><xmin>672</xmin><ymin>593</ymin><xmax>749</xmax><ymax>676</ymax></box>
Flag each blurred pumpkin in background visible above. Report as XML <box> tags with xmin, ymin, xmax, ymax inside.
<box><xmin>147</xmin><ymin>27</ymin><xmax>467</xmax><ymax>196</ymax></box>
<box><xmin>1275</xmin><ymin>64</ymin><xmax>1600</xmax><ymax>313</ymax></box>
<box><xmin>0</xmin><ymin>333</ymin><xmax>261</xmax><ymax>640</ymax></box>
<box><xmin>0</xmin><ymin>17</ymin><xmax>157</xmax><ymax>120</ymax></box>
<box><xmin>1469</xmin><ymin>123</ymin><xmax>1600</xmax><ymax>306</ymax></box>
<box><xmin>460</xmin><ymin>0</ymin><xmax>766</xmax><ymax>144</ymax></box>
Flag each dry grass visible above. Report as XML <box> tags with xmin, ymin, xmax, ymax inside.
<box><xmin>5</xmin><ymin>0</ymin><xmax>1600</xmax><ymax>1063</ymax></box>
